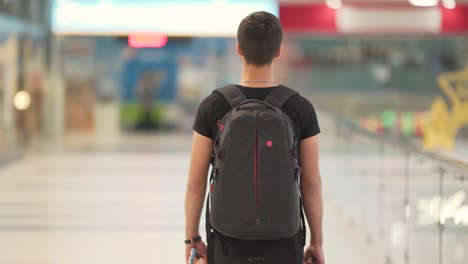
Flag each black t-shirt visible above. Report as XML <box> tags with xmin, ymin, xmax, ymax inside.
<box><xmin>193</xmin><ymin>84</ymin><xmax>321</xmax><ymax>142</ymax></box>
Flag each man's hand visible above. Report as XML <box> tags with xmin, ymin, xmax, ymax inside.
<box><xmin>185</xmin><ymin>241</ymin><xmax>208</xmax><ymax>264</ymax></box>
<box><xmin>304</xmin><ymin>244</ymin><xmax>324</xmax><ymax>264</ymax></box>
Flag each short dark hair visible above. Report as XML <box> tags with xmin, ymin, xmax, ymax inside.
<box><xmin>237</xmin><ymin>11</ymin><xmax>283</xmax><ymax>66</ymax></box>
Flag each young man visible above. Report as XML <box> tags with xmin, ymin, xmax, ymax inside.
<box><xmin>185</xmin><ymin>11</ymin><xmax>324</xmax><ymax>264</ymax></box>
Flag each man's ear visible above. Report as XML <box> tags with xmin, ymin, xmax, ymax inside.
<box><xmin>236</xmin><ymin>42</ymin><xmax>243</xmax><ymax>56</ymax></box>
<box><xmin>275</xmin><ymin>45</ymin><xmax>282</xmax><ymax>59</ymax></box>
<box><xmin>236</xmin><ymin>42</ymin><xmax>245</xmax><ymax>64</ymax></box>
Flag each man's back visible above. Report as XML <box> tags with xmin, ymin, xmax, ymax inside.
<box><xmin>191</xmin><ymin>84</ymin><xmax>320</xmax><ymax>263</ymax></box>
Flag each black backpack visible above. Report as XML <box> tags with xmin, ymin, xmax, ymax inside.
<box><xmin>205</xmin><ymin>84</ymin><xmax>306</xmax><ymax>245</ymax></box>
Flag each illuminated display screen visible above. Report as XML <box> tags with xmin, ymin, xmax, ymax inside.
<box><xmin>51</xmin><ymin>0</ymin><xmax>279</xmax><ymax>36</ymax></box>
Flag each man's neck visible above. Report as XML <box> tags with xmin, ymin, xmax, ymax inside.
<box><xmin>239</xmin><ymin>63</ymin><xmax>276</xmax><ymax>88</ymax></box>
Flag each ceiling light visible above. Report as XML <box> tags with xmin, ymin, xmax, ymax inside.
<box><xmin>14</xmin><ymin>91</ymin><xmax>31</xmax><ymax>111</ymax></box>
<box><xmin>442</xmin><ymin>0</ymin><xmax>456</xmax><ymax>9</ymax></box>
<box><xmin>326</xmin><ymin>0</ymin><xmax>342</xmax><ymax>9</ymax></box>
<box><xmin>408</xmin><ymin>0</ymin><xmax>439</xmax><ymax>7</ymax></box>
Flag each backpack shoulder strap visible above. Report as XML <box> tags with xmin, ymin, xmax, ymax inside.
<box><xmin>264</xmin><ymin>86</ymin><xmax>298</xmax><ymax>108</ymax></box>
<box><xmin>213</xmin><ymin>84</ymin><xmax>247</xmax><ymax>109</ymax></box>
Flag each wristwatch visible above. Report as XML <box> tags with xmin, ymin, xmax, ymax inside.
<box><xmin>184</xmin><ymin>235</ymin><xmax>202</xmax><ymax>244</ymax></box>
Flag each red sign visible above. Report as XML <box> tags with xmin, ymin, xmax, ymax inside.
<box><xmin>280</xmin><ymin>4</ymin><xmax>337</xmax><ymax>33</ymax></box>
<box><xmin>128</xmin><ymin>33</ymin><xmax>168</xmax><ymax>48</ymax></box>
<box><xmin>441</xmin><ymin>6</ymin><xmax>468</xmax><ymax>33</ymax></box>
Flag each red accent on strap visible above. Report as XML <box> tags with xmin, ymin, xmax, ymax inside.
<box><xmin>291</xmin><ymin>150</ymin><xmax>297</xmax><ymax>159</ymax></box>
<box><xmin>210</xmin><ymin>184</ymin><xmax>213</xmax><ymax>193</ymax></box>
<box><xmin>217</xmin><ymin>120</ymin><xmax>224</xmax><ymax>131</ymax></box>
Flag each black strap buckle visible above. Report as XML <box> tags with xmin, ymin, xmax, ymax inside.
<box><xmin>212</xmin><ymin>168</ymin><xmax>219</xmax><ymax>181</ymax></box>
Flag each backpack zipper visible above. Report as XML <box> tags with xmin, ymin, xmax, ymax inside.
<box><xmin>257</xmin><ymin>129</ymin><xmax>261</xmax><ymax>209</ymax></box>
<box><xmin>254</xmin><ymin>128</ymin><xmax>260</xmax><ymax>209</ymax></box>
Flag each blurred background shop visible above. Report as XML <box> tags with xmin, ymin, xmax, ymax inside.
<box><xmin>0</xmin><ymin>0</ymin><xmax>467</xmax><ymax>263</ymax></box>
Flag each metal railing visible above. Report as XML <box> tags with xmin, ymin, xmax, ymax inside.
<box><xmin>323</xmin><ymin>112</ymin><xmax>468</xmax><ymax>264</ymax></box>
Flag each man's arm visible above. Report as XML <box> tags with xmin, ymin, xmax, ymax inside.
<box><xmin>185</xmin><ymin>131</ymin><xmax>213</xmax><ymax>256</ymax></box>
<box><xmin>299</xmin><ymin>135</ymin><xmax>325</xmax><ymax>263</ymax></box>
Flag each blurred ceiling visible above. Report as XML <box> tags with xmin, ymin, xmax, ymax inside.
<box><xmin>278</xmin><ymin>0</ymin><xmax>468</xmax><ymax>4</ymax></box>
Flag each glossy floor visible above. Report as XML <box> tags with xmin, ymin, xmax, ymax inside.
<box><xmin>0</xmin><ymin>134</ymin><xmax>372</xmax><ymax>264</ymax></box>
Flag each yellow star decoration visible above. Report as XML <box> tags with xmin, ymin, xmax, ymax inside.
<box><xmin>423</xmin><ymin>67</ymin><xmax>468</xmax><ymax>151</ymax></box>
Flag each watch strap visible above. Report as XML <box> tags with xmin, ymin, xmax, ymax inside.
<box><xmin>184</xmin><ymin>235</ymin><xmax>202</xmax><ymax>244</ymax></box>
